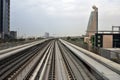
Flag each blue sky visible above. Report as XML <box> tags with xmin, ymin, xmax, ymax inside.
<box><xmin>10</xmin><ymin>0</ymin><xmax>120</xmax><ymax>37</ymax></box>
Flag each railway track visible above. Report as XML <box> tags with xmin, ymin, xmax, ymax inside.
<box><xmin>29</xmin><ymin>40</ymin><xmax>97</xmax><ymax>80</ymax></box>
<box><xmin>0</xmin><ymin>40</ymin><xmax>52</xmax><ymax>80</ymax></box>
<box><xmin>0</xmin><ymin>39</ymin><xmax>120</xmax><ymax>80</ymax></box>
<box><xmin>58</xmin><ymin>41</ymin><xmax>97</xmax><ymax>80</ymax></box>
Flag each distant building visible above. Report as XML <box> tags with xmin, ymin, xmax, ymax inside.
<box><xmin>44</xmin><ymin>32</ymin><xmax>49</xmax><ymax>38</ymax></box>
<box><xmin>0</xmin><ymin>0</ymin><xmax>10</xmax><ymax>39</ymax></box>
<box><xmin>112</xmin><ymin>26</ymin><xmax>120</xmax><ymax>33</ymax></box>
<box><xmin>10</xmin><ymin>31</ymin><xmax>17</xmax><ymax>39</ymax></box>
<box><xmin>95</xmin><ymin>33</ymin><xmax>120</xmax><ymax>48</ymax></box>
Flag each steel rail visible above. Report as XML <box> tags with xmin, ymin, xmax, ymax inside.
<box><xmin>58</xmin><ymin>43</ymin><xmax>76</xmax><ymax>80</ymax></box>
<box><xmin>9</xmin><ymin>40</ymin><xmax>52</xmax><ymax>80</ymax></box>
<box><xmin>58</xmin><ymin>41</ymin><xmax>97</xmax><ymax>80</ymax></box>
<box><xmin>38</xmin><ymin>41</ymin><xmax>54</xmax><ymax>80</ymax></box>
<box><xmin>29</xmin><ymin>41</ymin><xmax>54</xmax><ymax>80</ymax></box>
<box><xmin>47</xmin><ymin>41</ymin><xmax>56</xmax><ymax>80</ymax></box>
<box><xmin>54</xmin><ymin>41</ymin><xmax>68</xmax><ymax>80</ymax></box>
<box><xmin>0</xmin><ymin>43</ymin><xmax>46</xmax><ymax>80</ymax></box>
<box><xmin>0</xmin><ymin>40</ymin><xmax>51</xmax><ymax>80</ymax></box>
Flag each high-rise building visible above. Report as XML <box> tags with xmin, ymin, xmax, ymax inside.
<box><xmin>10</xmin><ymin>31</ymin><xmax>17</xmax><ymax>39</ymax></box>
<box><xmin>44</xmin><ymin>32</ymin><xmax>49</xmax><ymax>38</ymax></box>
<box><xmin>84</xmin><ymin>6</ymin><xmax>98</xmax><ymax>50</ymax></box>
<box><xmin>86</xmin><ymin>5</ymin><xmax>98</xmax><ymax>37</ymax></box>
<box><xmin>0</xmin><ymin>0</ymin><xmax>10</xmax><ymax>39</ymax></box>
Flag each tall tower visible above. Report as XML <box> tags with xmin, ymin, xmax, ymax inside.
<box><xmin>0</xmin><ymin>0</ymin><xmax>10</xmax><ymax>39</ymax></box>
<box><xmin>86</xmin><ymin>5</ymin><xmax>98</xmax><ymax>37</ymax></box>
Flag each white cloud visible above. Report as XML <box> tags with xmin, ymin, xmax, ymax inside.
<box><xmin>11</xmin><ymin>0</ymin><xmax>120</xmax><ymax>37</ymax></box>
<box><xmin>34</xmin><ymin>0</ymin><xmax>87</xmax><ymax>17</ymax></box>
